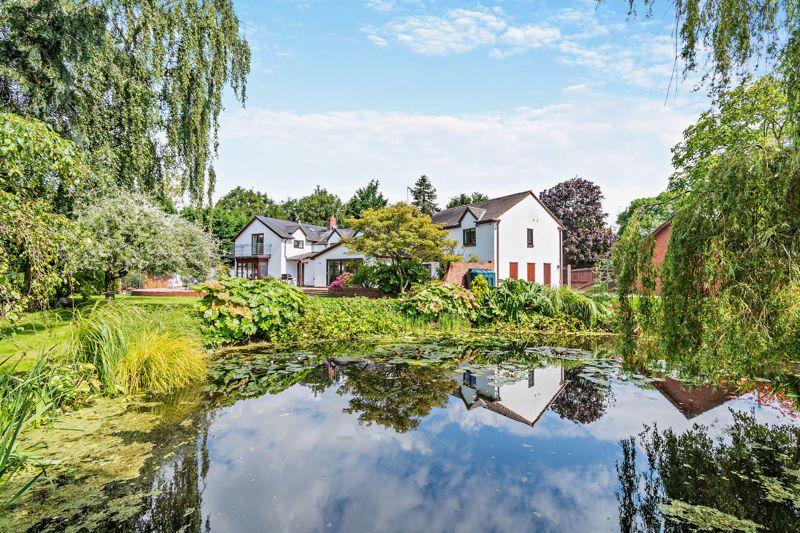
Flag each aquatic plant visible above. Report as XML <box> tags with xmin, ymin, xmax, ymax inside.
<box><xmin>195</xmin><ymin>277</ymin><xmax>307</xmax><ymax>345</ymax></box>
<box><xmin>71</xmin><ymin>303</ymin><xmax>206</xmax><ymax>395</ymax></box>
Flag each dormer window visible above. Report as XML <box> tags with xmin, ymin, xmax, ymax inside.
<box><xmin>293</xmin><ymin>239</ymin><xmax>304</xmax><ymax>249</ymax></box>
<box><xmin>463</xmin><ymin>228</ymin><xmax>476</xmax><ymax>247</ymax></box>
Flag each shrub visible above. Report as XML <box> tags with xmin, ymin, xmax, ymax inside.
<box><xmin>296</xmin><ymin>297</ymin><xmax>407</xmax><ymax>342</ymax></box>
<box><xmin>399</xmin><ymin>282</ymin><xmax>479</xmax><ymax>322</ymax></box>
<box><xmin>330</xmin><ymin>272</ymin><xmax>354</xmax><ymax>289</ymax></box>
<box><xmin>196</xmin><ymin>277</ymin><xmax>308</xmax><ymax>345</ymax></box>
<box><xmin>113</xmin><ymin>331</ymin><xmax>207</xmax><ymax>395</ymax></box>
<box><xmin>71</xmin><ymin>303</ymin><xmax>206</xmax><ymax>395</ymax></box>
<box><xmin>469</xmin><ymin>274</ymin><xmax>490</xmax><ymax>302</ymax></box>
<box><xmin>352</xmin><ymin>262</ymin><xmax>430</xmax><ymax>294</ymax></box>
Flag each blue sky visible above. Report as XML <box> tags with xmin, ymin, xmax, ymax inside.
<box><xmin>215</xmin><ymin>0</ymin><xmax>709</xmax><ymax>219</ymax></box>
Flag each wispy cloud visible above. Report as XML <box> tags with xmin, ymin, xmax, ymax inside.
<box><xmin>217</xmin><ymin>96</ymin><xmax>697</xmax><ymax>217</ymax></box>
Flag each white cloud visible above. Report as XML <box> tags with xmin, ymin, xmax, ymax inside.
<box><xmin>562</xmin><ymin>83</ymin><xmax>590</xmax><ymax>93</ymax></box>
<box><xmin>364</xmin><ymin>8</ymin><xmax>560</xmax><ymax>57</ymax></box>
<box><xmin>216</xmin><ymin>96</ymin><xmax>699</xmax><ymax>218</ymax></box>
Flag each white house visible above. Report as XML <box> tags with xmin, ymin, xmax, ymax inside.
<box><xmin>232</xmin><ymin>216</ymin><xmax>368</xmax><ymax>287</ymax></box>
<box><xmin>232</xmin><ymin>190</ymin><xmax>563</xmax><ymax>288</ymax></box>
<box><xmin>431</xmin><ymin>191</ymin><xmax>565</xmax><ymax>286</ymax></box>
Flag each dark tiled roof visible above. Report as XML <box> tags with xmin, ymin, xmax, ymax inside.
<box><xmin>253</xmin><ymin>216</ymin><xmax>354</xmax><ymax>243</ymax></box>
<box><xmin>431</xmin><ymin>191</ymin><xmax>551</xmax><ymax>228</ymax></box>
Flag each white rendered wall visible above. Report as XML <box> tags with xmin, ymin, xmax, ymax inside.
<box><xmin>304</xmin><ymin>244</ymin><xmax>368</xmax><ymax>287</ymax></box>
<box><xmin>445</xmin><ymin>212</ymin><xmax>495</xmax><ymax>264</ymax></box>
<box><xmin>495</xmin><ymin>195</ymin><xmax>562</xmax><ymax>285</ymax></box>
<box><xmin>232</xmin><ymin>218</ymin><xmax>284</xmax><ymax>278</ymax></box>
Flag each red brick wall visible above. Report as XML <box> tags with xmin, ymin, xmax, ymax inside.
<box><xmin>652</xmin><ymin>221</ymin><xmax>671</xmax><ymax>293</ymax></box>
<box><xmin>443</xmin><ymin>261</ymin><xmax>494</xmax><ymax>286</ymax></box>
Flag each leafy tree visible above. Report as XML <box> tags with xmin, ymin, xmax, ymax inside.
<box><xmin>446</xmin><ymin>192</ymin><xmax>489</xmax><ymax>209</ymax></box>
<box><xmin>409</xmin><ymin>175</ymin><xmax>439</xmax><ymax>215</ymax></box>
<box><xmin>623</xmin><ymin>1</ymin><xmax>800</xmax><ymax>118</ymax></box>
<box><xmin>0</xmin><ymin>113</ymin><xmax>96</xmax><ymax>317</ymax></box>
<box><xmin>0</xmin><ymin>0</ymin><xmax>251</xmax><ymax>206</ymax></box>
<box><xmin>78</xmin><ymin>191</ymin><xmax>217</xmax><ymax>297</ymax></box>
<box><xmin>344</xmin><ymin>179</ymin><xmax>388</xmax><ymax>218</ymax></box>
<box><xmin>616</xmin><ymin>191</ymin><xmax>678</xmax><ymax>236</ymax></box>
<box><xmin>214</xmin><ymin>187</ymin><xmax>283</xmax><ymax>218</ymax></box>
<box><xmin>282</xmin><ymin>186</ymin><xmax>343</xmax><ymax>227</ymax></box>
<box><xmin>550</xmin><ymin>367</ymin><xmax>615</xmax><ymax>424</ymax></box>
<box><xmin>345</xmin><ymin>203</ymin><xmax>456</xmax><ymax>292</ymax></box>
<box><xmin>540</xmin><ymin>177</ymin><xmax>616</xmax><ymax>269</ymax></box>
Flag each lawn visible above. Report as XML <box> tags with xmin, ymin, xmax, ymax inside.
<box><xmin>0</xmin><ymin>295</ymin><xmax>200</xmax><ymax>373</ymax></box>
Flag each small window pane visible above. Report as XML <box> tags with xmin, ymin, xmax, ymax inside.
<box><xmin>527</xmin><ymin>228</ymin><xmax>534</xmax><ymax>248</ymax></box>
<box><xmin>463</xmin><ymin>228</ymin><xmax>476</xmax><ymax>246</ymax></box>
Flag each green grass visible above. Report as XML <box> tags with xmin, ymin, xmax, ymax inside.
<box><xmin>0</xmin><ymin>296</ymin><xmax>199</xmax><ymax>373</ymax></box>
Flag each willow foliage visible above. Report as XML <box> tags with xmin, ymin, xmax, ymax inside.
<box><xmin>0</xmin><ymin>0</ymin><xmax>250</xmax><ymax>206</ymax></box>
<box><xmin>625</xmin><ymin>1</ymin><xmax>800</xmax><ymax>117</ymax></box>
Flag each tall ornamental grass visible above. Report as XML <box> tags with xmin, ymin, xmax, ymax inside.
<box><xmin>70</xmin><ymin>304</ymin><xmax>207</xmax><ymax>396</ymax></box>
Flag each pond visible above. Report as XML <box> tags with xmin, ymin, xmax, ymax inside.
<box><xmin>10</xmin><ymin>340</ymin><xmax>800</xmax><ymax>532</ymax></box>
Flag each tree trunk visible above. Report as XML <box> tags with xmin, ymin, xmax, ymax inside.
<box><xmin>105</xmin><ymin>271</ymin><xmax>119</xmax><ymax>300</ymax></box>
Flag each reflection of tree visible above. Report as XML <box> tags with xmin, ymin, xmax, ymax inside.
<box><xmin>616</xmin><ymin>412</ymin><xmax>800</xmax><ymax>532</ymax></box>
<box><xmin>338</xmin><ymin>363</ymin><xmax>455</xmax><ymax>433</ymax></box>
<box><xmin>550</xmin><ymin>367</ymin><xmax>615</xmax><ymax>424</ymax></box>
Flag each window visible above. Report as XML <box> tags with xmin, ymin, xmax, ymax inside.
<box><xmin>509</xmin><ymin>262</ymin><xmax>519</xmax><ymax>280</ymax></box>
<box><xmin>527</xmin><ymin>228</ymin><xmax>534</xmax><ymax>248</ymax></box>
<box><xmin>527</xmin><ymin>263</ymin><xmax>535</xmax><ymax>282</ymax></box>
<box><xmin>544</xmin><ymin>263</ymin><xmax>552</xmax><ymax>286</ymax></box>
<box><xmin>293</xmin><ymin>239</ymin><xmax>304</xmax><ymax>249</ymax></box>
<box><xmin>326</xmin><ymin>258</ymin><xmax>364</xmax><ymax>285</ymax></box>
<box><xmin>251</xmin><ymin>233</ymin><xmax>264</xmax><ymax>255</ymax></box>
<box><xmin>463</xmin><ymin>228</ymin><xmax>476</xmax><ymax>247</ymax></box>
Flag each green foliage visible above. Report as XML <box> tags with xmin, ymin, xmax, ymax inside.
<box><xmin>296</xmin><ymin>298</ymin><xmax>407</xmax><ymax>343</ymax></box>
<box><xmin>399</xmin><ymin>282</ymin><xmax>479</xmax><ymax>322</ymax></box>
<box><xmin>70</xmin><ymin>303</ymin><xmax>206</xmax><ymax>395</ymax></box>
<box><xmin>469</xmin><ymin>274</ymin><xmax>490</xmax><ymax>302</ymax></box>
<box><xmin>282</xmin><ymin>186</ymin><xmax>343</xmax><ymax>227</ymax></box>
<box><xmin>346</xmin><ymin>203</ymin><xmax>456</xmax><ymax>292</ymax></box>
<box><xmin>78</xmin><ymin>191</ymin><xmax>218</xmax><ymax>295</ymax></box>
<box><xmin>196</xmin><ymin>277</ymin><xmax>308</xmax><ymax>345</ymax></box>
<box><xmin>344</xmin><ymin>179</ymin><xmax>388</xmax><ymax>218</ymax></box>
<box><xmin>616</xmin><ymin>190</ymin><xmax>678</xmax><ymax>236</ymax></box>
<box><xmin>409</xmin><ymin>175</ymin><xmax>439</xmax><ymax>215</ymax></box>
<box><xmin>446</xmin><ymin>192</ymin><xmax>488</xmax><ymax>209</ymax></box>
<box><xmin>0</xmin><ymin>0</ymin><xmax>251</xmax><ymax>205</ymax></box>
<box><xmin>624</xmin><ymin>2</ymin><xmax>800</xmax><ymax>118</ymax></box>
<box><xmin>352</xmin><ymin>262</ymin><xmax>431</xmax><ymax>294</ymax></box>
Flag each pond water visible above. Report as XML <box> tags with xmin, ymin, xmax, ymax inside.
<box><xmin>13</xmin><ymin>341</ymin><xmax>800</xmax><ymax>532</ymax></box>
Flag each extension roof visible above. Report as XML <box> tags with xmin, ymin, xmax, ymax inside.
<box><xmin>235</xmin><ymin>216</ymin><xmax>355</xmax><ymax>245</ymax></box>
<box><xmin>430</xmin><ymin>191</ymin><xmax>564</xmax><ymax>229</ymax></box>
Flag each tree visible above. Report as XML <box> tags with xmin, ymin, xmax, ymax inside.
<box><xmin>539</xmin><ymin>177</ymin><xmax>616</xmax><ymax>269</ymax></box>
<box><xmin>345</xmin><ymin>203</ymin><xmax>456</xmax><ymax>292</ymax></box>
<box><xmin>550</xmin><ymin>367</ymin><xmax>615</xmax><ymax>424</ymax></box>
<box><xmin>0</xmin><ymin>113</ymin><xmax>96</xmax><ymax>318</ymax></box>
<box><xmin>214</xmin><ymin>187</ymin><xmax>283</xmax><ymax>218</ymax></box>
<box><xmin>0</xmin><ymin>0</ymin><xmax>251</xmax><ymax>206</ymax></box>
<box><xmin>282</xmin><ymin>186</ymin><xmax>343</xmax><ymax>227</ymax></box>
<box><xmin>78</xmin><ymin>191</ymin><xmax>217</xmax><ymax>297</ymax></box>
<box><xmin>409</xmin><ymin>175</ymin><xmax>439</xmax><ymax>215</ymax></box>
<box><xmin>616</xmin><ymin>191</ymin><xmax>678</xmax><ymax>236</ymax></box>
<box><xmin>344</xmin><ymin>179</ymin><xmax>388</xmax><ymax>218</ymax></box>
<box><xmin>446</xmin><ymin>192</ymin><xmax>489</xmax><ymax>209</ymax></box>
<box><xmin>623</xmin><ymin>1</ymin><xmax>800</xmax><ymax>118</ymax></box>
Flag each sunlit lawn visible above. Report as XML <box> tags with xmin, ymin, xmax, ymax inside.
<box><xmin>0</xmin><ymin>295</ymin><xmax>201</xmax><ymax>373</ymax></box>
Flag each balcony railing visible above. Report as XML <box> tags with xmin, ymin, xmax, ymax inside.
<box><xmin>233</xmin><ymin>243</ymin><xmax>272</xmax><ymax>257</ymax></box>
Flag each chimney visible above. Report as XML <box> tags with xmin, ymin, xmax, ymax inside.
<box><xmin>327</xmin><ymin>215</ymin><xmax>337</xmax><ymax>230</ymax></box>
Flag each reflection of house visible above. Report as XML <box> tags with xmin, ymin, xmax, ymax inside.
<box><xmin>453</xmin><ymin>365</ymin><xmax>567</xmax><ymax>427</ymax></box>
<box><xmin>654</xmin><ymin>378</ymin><xmax>734</xmax><ymax>419</ymax></box>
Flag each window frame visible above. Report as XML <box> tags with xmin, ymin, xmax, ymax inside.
<box><xmin>251</xmin><ymin>233</ymin><xmax>264</xmax><ymax>255</ymax></box>
<box><xmin>462</xmin><ymin>228</ymin><xmax>477</xmax><ymax>247</ymax></box>
<box><xmin>526</xmin><ymin>228</ymin><xmax>534</xmax><ymax>248</ymax></box>
<box><xmin>293</xmin><ymin>239</ymin><xmax>304</xmax><ymax>249</ymax></box>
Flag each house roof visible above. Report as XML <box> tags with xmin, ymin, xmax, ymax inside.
<box><xmin>234</xmin><ymin>216</ymin><xmax>356</xmax><ymax>244</ymax></box>
<box><xmin>431</xmin><ymin>191</ymin><xmax>565</xmax><ymax>229</ymax></box>
<box><xmin>650</xmin><ymin>214</ymin><xmax>674</xmax><ymax>238</ymax></box>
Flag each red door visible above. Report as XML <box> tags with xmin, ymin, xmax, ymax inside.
<box><xmin>509</xmin><ymin>262</ymin><xmax>518</xmax><ymax>280</ymax></box>
<box><xmin>527</xmin><ymin>263</ymin><xmax>535</xmax><ymax>282</ymax></box>
<box><xmin>543</xmin><ymin>263</ymin><xmax>552</xmax><ymax>286</ymax></box>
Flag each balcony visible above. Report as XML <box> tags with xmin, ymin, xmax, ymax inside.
<box><xmin>233</xmin><ymin>243</ymin><xmax>272</xmax><ymax>257</ymax></box>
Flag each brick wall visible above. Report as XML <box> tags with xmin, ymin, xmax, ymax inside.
<box><xmin>443</xmin><ymin>261</ymin><xmax>494</xmax><ymax>286</ymax></box>
<box><xmin>651</xmin><ymin>221</ymin><xmax>671</xmax><ymax>293</ymax></box>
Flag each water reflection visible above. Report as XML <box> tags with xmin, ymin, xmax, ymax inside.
<box><xmin>39</xmin><ymin>350</ymin><xmax>800</xmax><ymax>532</ymax></box>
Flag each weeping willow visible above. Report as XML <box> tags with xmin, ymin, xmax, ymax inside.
<box><xmin>615</xmin><ymin>78</ymin><xmax>800</xmax><ymax>379</ymax></box>
<box><xmin>0</xmin><ymin>0</ymin><xmax>250</xmax><ymax>206</ymax></box>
